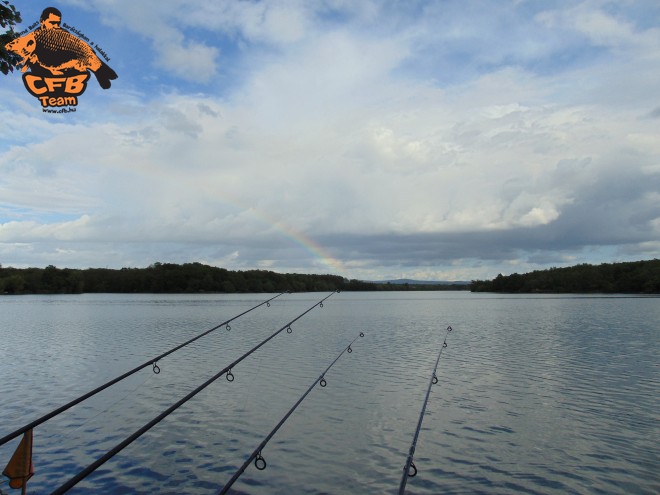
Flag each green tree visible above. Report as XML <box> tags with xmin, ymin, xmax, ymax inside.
<box><xmin>2</xmin><ymin>274</ymin><xmax>25</xmax><ymax>293</ymax></box>
<box><xmin>1</xmin><ymin>1</ymin><xmax>22</xmax><ymax>75</ymax></box>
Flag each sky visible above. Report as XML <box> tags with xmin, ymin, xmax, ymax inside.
<box><xmin>0</xmin><ymin>0</ymin><xmax>659</xmax><ymax>281</ymax></box>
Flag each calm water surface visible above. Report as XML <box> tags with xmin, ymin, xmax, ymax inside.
<box><xmin>0</xmin><ymin>292</ymin><xmax>658</xmax><ymax>494</ymax></box>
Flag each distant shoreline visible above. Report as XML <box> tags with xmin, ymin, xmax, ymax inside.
<box><xmin>2</xmin><ymin>259</ymin><xmax>656</xmax><ymax>295</ymax></box>
<box><xmin>470</xmin><ymin>259</ymin><xmax>659</xmax><ymax>294</ymax></box>
<box><xmin>0</xmin><ymin>262</ymin><xmax>469</xmax><ymax>295</ymax></box>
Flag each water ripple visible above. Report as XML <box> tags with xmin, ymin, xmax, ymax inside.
<box><xmin>0</xmin><ymin>293</ymin><xmax>658</xmax><ymax>494</ymax></box>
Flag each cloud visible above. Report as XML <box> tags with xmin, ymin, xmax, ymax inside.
<box><xmin>60</xmin><ymin>0</ymin><xmax>221</xmax><ymax>82</ymax></box>
<box><xmin>182</xmin><ymin>0</ymin><xmax>312</xmax><ymax>44</ymax></box>
<box><xmin>3</xmin><ymin>1</ymin><xmax>659</xmax><ymax>279</ymax></box>
<box><xmin>645</xmin><ymin>107</ymin><xmax>660</xmax><ymax>119</ymax></box>
<box><xmin>155</xmin><ymin>38</ymin><xmax>219</xmax><ymax>83</ymax></box>
<box><xmin>536</xmin><ymin>2</ymin><xmax>659</xmax><ymax>49</ymax></box>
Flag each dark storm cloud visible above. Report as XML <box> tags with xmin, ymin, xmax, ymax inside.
<box><xmin>317</xmin><ymin>162</ymin><xmax>659</xmax><ymax>268</ymax></box>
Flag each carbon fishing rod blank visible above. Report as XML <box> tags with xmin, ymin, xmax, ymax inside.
<box><xmin>218</xmin><ymin>331</ymin><xmax>365</xmax><ymax>495</ymax></box>
<box><xmin>0</xmin><ymin>292</ymin><xmax>286</xmax><ymax>450</ymax></box>
<box><xmin>398</xmin><ymin>325</ymin><xmax>453</xmax><ymax>495</ymax></box>
<box><xmin>49</xmin><ymin>291</ymin><xmax>338</xmax><ymax>495</ymax></box>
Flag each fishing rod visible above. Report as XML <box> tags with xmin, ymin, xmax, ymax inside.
<box><xmin>218</xmin><ymin>331</ymin><xmax>365</xmax><ymax>495</ymax></box>
<box><xmin>50</xmin><ymin>291</ymin><xmax>337</xmax><ymax>495</ymax></box>
<box><xmin>0</xmin><ymin>292</ymin><xmax>285</xmax><ymax>449</ymax></box>
<box><xmin>398</xmin><ymin>325</ymin><xmax>453</xmax><ymax>495</ymax></box>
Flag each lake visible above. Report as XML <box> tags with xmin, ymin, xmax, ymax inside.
<box><xmin>0</xmin><ymin>292</ymin><xmax>658</xmax><ymax>494</ymax></box>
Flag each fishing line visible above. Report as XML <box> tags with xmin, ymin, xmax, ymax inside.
<box><xmin>0</xmin><ymin>292</ymin><xmax>285</xmax><ymax>449</ymax></box>
<box><xmin>218</xmin><ymin>331</ymin><xmax>365</xmax><ymax>495</ymax></box>
<box><xmin>55</xmin><ymin>369</ymin><xmax>156</xmax><ymax>446</ymax></box>
<box><xmin>49</xmin><ymin>291</ymin><xmax>337</xmax><ymax>495</ymax></box>
<box><xmin>398</xmin><ymin>325</ymin><xmax>453</xmax><ymax>495</ymax></box>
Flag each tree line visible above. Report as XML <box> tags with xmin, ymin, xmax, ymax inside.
<box><xmin>1</xmin><ymin>1</ymin><xmax>21</xmax><ymax>75</ymax></box>
<box><xmin>0</xmin><ymin>262</ymin><xmax>467</xmax><ymax>295</ymax></box>
<box><xmin>469</xmin><ymin>259</ymin><xmax>660</xmax><ymax>294</ymax></box>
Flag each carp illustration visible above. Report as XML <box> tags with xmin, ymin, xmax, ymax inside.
<box><xmin>5</xmin><ymin>28</ymin><xmax>117</xmax><ymax>89</ymax></box>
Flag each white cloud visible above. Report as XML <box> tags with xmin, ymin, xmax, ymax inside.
<box><xmin>155</xmin><ymin>38</ymin><xmax>220</xmax><ymax>83</ymax></box>
<box><xmin>536</xmin><ymin>2</ymin><xmax>659</xmax><ymax>49</ymax></box>
<box><xmin>2</xmin><ymin>0</ymin><xmax>659</xmax><ymax>279</ymax></box>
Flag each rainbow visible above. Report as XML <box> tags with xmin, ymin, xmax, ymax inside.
<box><xmin>214</xmin><ymin>191</ymin><xmax>346</xmax><ymax>275</ymax></box>
<box><xmin>245</xmin><ymin>206</ymin><xmax>346</xmax><ymax>275</ymax></box>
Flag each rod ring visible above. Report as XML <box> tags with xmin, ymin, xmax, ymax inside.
<box><xmin>287</xmin><ymin>326</ymin><xmax>292</xmax><ymax>334</ymax></box>
<box><xmin>320</xmin><ymin>377</ymin><xmax>327</xmax><ymax>387</ymax></box>
<box><xmin>226</xmin><ymin>370</ymin><xmax>235</xmax><ymax>382</ymax></box>
<box><xmin>226</xmin><ymin>324</ymin><xmax>231</xmax><ymax>331</ymax></box>
<box><xmin>255</xmin><ymin>453</ymin><xmax>267</xmax><ymax>471</ymax></box>
<box><xmin>408</xmin><ymin>462</ymin><xmax>417</xmax><ymax>477</ymax></box>
<box><xmin>152</xmin><ymin>362</ymin><xmax>160</xmax><ymax>374</ymax></box>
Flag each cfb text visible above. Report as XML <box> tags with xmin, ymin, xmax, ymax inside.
<box><xmin>22</xmin><ymin>74</ymin><xmax>90</xmax><ymax>106</ymax></box>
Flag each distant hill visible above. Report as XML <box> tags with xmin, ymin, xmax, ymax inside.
<box><xmin>368</xmin><ymin>279</ymin><xmax>470</xmax><ymax>285</ymax></box>
<box><xmin>470</xmin><ymin>259</ymin><xmax>659</xmax><ymax>294</ymax></box>
<box><xmin>362</xmin><ymin>279</ymin><xmax>471</xmax><ymax>291</ymax></box>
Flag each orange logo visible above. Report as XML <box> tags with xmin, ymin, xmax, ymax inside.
<box><xmin>4</xmin><ymin>7</ymin><xmax>117</xmax><ymax>112</ymax></box>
